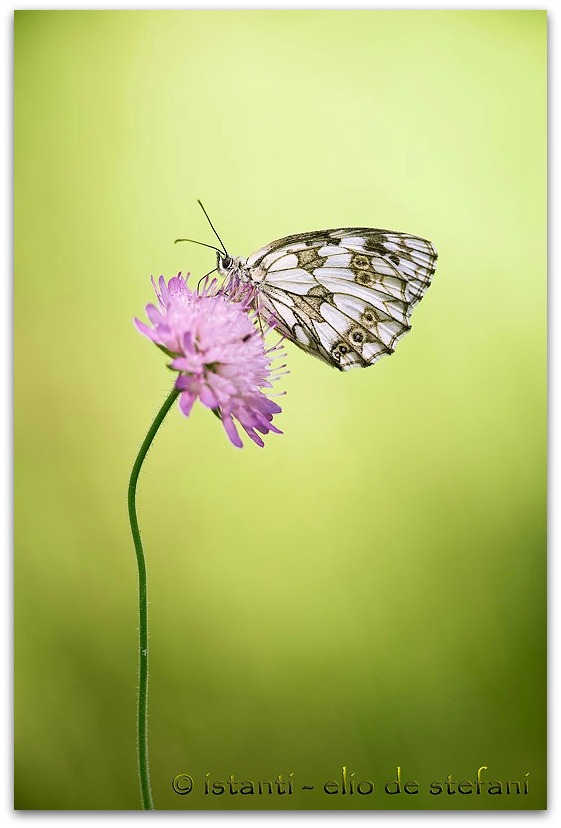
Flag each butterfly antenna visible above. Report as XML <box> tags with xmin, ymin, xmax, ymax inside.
<box><xmin>197</xmin><ymin>267</ymin><xmax>218</xmax><ymax>292</ymax></box>
<box><xmin>197</xmin><ymin>199</ymin><xmax>228</xmax><ymax>255</ymax></box>
<box><xmin>174</xmin><ymin>237</ymin><xmax>223</xmax><ymax>254</ymax></box>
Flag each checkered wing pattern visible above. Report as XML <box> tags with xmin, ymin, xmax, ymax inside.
<box><xmin>241</xmin><ymin>228</ymin><xmax>438</xmax><ymax>370</ymax></box>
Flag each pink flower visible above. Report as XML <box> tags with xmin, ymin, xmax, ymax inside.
<box><xmin>135</xmin><ymin>274</ymin><xmax>285</xmax><ymax>447</ymax></box>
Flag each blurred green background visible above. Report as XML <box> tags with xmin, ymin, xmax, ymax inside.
<box><xmin>14</xmin><ymin>10</ymin><xmax>546</xmax><ymax>810</ymax></box>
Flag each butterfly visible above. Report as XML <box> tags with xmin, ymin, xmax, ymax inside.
<box><xmin>176</xmin><ymin>203</ymin><xmax>437</xmax><ymax>371</ymax></box>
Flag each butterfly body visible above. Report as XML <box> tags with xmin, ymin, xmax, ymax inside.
<box><xmin>217</xmin><ymin>227</ymin><xmax>437</xmax><ymax>371</ymax></box>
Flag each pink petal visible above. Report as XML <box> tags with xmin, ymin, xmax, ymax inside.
<box><xmin>134</xmin><ymin>318</ymin><xmax>160</xmax><ymax>342</ymax></box>
<box><xmin>241</xmin><ymin>425</ymin><xmax>265</xmax><ymax>448</ymax></box>
<box><xmin>252</xmin><ymin>394</ymin><xmax>282</xmax><ymax>415</ymax></box>
<box><xmin>146</xmin><ymin>303</ymin><xmax>166</xmax><ymax>327</ymax></box>
<box><xmin>222</xmin><ymin>414</ymin><xmax>243</xmax><ymax>448</ymax></box>
<box><xmin>199</xmin><ymin>385</ymin><xmax>220</xmax><ymax>409</ymax></box>
<box><xmin>158</xmin><ymin>275</ymin><xmax>170</xmax><ymax>306</ymax></box>
<box><xmin>182</xmin><ymin>331</ymin><xmax>194</xmax><ymax>353</ymax></box>
<box><xmin>179</xmin><ymin>389</ymin><xmax>197</xmax><ymax>417</ymax></box>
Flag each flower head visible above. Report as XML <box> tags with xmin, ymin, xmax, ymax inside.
<box><xmin>135</xmin><ymin>274</ymin><xmax>285</xmax><ymax>447</ymax></box>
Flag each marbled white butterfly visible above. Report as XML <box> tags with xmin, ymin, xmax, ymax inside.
<box><xmin>177</xmin><ymin>203</ymin><xmax>437</xmax><ymax>372</ymax></box>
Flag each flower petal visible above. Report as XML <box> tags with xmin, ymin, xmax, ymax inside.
<box><xmin>199</xmin><ymin>384</ymin><xmax>219</xmax><ymax>409</ymax></box>
<box><xmin>179</xmin><ymin>389</ymin><xmax>197</xmax><ymax>417</ymax></box>
<box><xmin>146</xmin><ymin>303</ymin><xmax>167</xmax><ymax>327</ymax></box>
<box><xmin>134</xmin><ymin>318</ymin><xmax>160</xmax><ymax>342</ymax></box>
<box><xmin>241</xmin><ymin>425</ymin><xmax>265</xmax><ymax>448</ymax></box>
<box><xmin>222</xmin><ymin>414</ymin><xmax>243</xmax><ymax>448</ymax></box>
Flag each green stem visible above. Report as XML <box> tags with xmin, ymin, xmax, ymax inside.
<box><xmin>127</xmin><ymin>387</ymin><xmax>180</xmax><ymax>810</ymax></box>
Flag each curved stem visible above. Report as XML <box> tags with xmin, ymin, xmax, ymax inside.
<box><xmin>127</xmin><ymin>387</ymin><xmax>180</xmax><ymax>810</ymax></box>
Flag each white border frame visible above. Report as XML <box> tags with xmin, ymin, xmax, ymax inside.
<box><xmin>4</xmin><ymin>3</ymin><xmax>555</xmax><ymax>824</ymax></box>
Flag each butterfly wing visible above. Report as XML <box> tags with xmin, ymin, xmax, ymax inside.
<box><xmin>245</xmin><ymin>229</ymin><xmax>437</xmax><ymax>371</ymax></box>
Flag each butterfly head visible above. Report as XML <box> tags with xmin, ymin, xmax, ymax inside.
<box><xmin>217</xmin><ymin>252</ymin><xmax>234</xmax><ymax>274</ymax></box>
<box><xmin>216</xmin><ymin>252</ymin><xmax>248</xmax><ymax>284</ymax></box>
<box><xmin>176</xmin><ymin>202</ymin><xmax>242</xmax><ymax>281</ymax></box>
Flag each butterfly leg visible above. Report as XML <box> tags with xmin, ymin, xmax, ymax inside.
<box><xmin>253</xmin><ymin>289</ymin><xmax>265</xmax><ymax>335</ymax></box>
